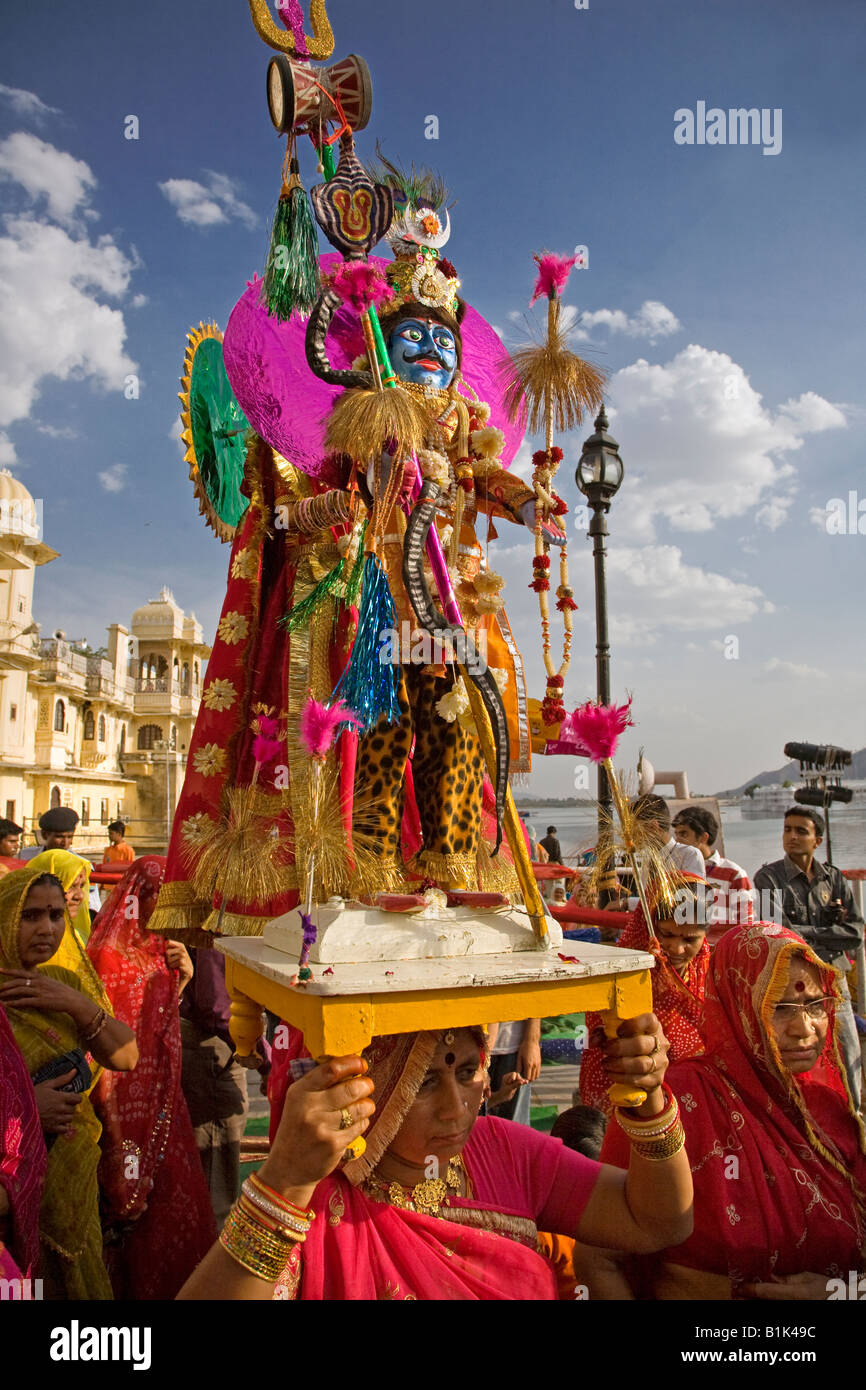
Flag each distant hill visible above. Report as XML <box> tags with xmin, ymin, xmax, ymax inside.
<box><xmin>716</xmin><ymin>748</ymin><xmax>866</xmax><ymax>799</ymax></box>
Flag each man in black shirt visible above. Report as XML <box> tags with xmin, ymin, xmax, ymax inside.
<box><xmin>754</xmin><ymin>806</ymin><xmax>863</xmax><ymax>1104</ymax></box>
<box><xmin>539</xmin><ymin>825</ymin><xmax>562</xmax><ymax>864</ymax></box>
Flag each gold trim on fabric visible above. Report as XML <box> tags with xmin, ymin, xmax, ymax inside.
<box><xmin>199</xmin><ymin>908</ymin><xmax>282</xmax><ymax>938</ymax></box>
<box><xmin>496</xmin><ymin>608</ymin><xmax>531</xmax><ymax>773</ymax></box>
<box><xmin>476</xmin><ymin>841</ymin><xmax>521</xmax><ymax>899</ymax></box>
<box><xmin>413</xmin><ymin>850</ymin><xmax>478</xmax><ymax>887</ymax></box>
<box><xmin>343</xmin><ymin>1034</ymin><xmax>438</xmax><ymax>1185</ymax></box>
<box><xmin>438</xmin><ymin>1204</ymin><xmax>539</xmax><ymax>1250</ymax></box>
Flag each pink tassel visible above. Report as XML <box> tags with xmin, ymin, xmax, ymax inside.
<box><xmin>330</xmin><ymin>263</ymin><xmax>394</xmax><ymax>316</ymax></box>
<box><xmin>547</xmin><ymin>699</ymin><xmax>634</xmax><ymax>762</ymax></box>
<box><xmin>300</xmin><ymin>697</ymin><xmax>362</xmax><ymax>759</ymax></box>
<box><xmin>530</xmin><ymin>253</ymin><xmax>578</xmax><ymax>306</ymax></box>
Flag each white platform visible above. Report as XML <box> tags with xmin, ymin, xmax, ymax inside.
<box><xmin>218</xmin><ymin>933</ymin><xmax>655</xmax><ymax>999</ymax></box>
<box><xmin>262</xmin><ymin>896</ymin><xmax>565</xmax><ymax>964</ymax></box>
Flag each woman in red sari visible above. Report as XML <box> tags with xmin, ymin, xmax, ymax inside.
<box><xmin>87</xmin><ymin>857</ymin><xmax>217</xmax><ymax>1299</ymax></box>
<box><xmin>580</xmin><ymin>875</ymin><xmax>710</xmax><ymax>1114</ymax></box>
<box><xmin>588</xmin><ymin>922</ymin><xmax>866</xmax><ymax>1299</ymax></box>
<box><xmin>180</xmin><ymin>1013</ymin><xmax>694</xmax><ymax>1301</ymax></box>
<box><xmin>0</xmin><ymin>1002</ymin><xmax>46</xmax><ymax>1283</ymax></box>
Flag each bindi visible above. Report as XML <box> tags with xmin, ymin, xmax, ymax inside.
<box><xmin>794</xmin><ymin>979</ymin><xmax>806</xmax><ymax>993</ymax></box>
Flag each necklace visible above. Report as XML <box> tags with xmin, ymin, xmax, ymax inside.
<box><xmin>364</xmin><ymin>1153</ymin><xmax>470</xmax><ymax>1217</ymax></box>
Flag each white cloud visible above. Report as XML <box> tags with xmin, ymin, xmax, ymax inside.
<box><xmin>130</xmin><ymin>293</ymin><xmax>148</xmax><ymax>309</ymax></box>
<box><xmin>575</xmin><ymin>300</ymin><xmax>682</xmax><ymax>344</ymax></box>
<box><xmin>808</xmin><ymin>504</ymin><xmax>829</xmax><ymax>532</ymax></box>
<box><xmin>34</xmin><ymin>422</ymin><xmax>78</xmax><ymax>440</ymax></box>
<box><xmin>169</xmin><ymin>415</ymin><xmax>186</xmax><ymax>458</ymax></box>
<box><xmin>159</xmin><ymin>172</ymin><xmax>258</xmax><ymax>230</ymax></box>
<box><xmin>604</xmin><ymin>344</ymin><xmax>845</xmax><ymax>541</ymax></box>
<box><xmin>0</xmin><ymin>432</ymin><xmax>16</xmax><ymax>466</ymax></box>
<box><xmin>777</xmin><ymin>392</ymin><xmax>846</xmax><ymax>433</ymax></box>
<box><xmin>762</xmin><ymin>658</ymin><xmax>828</xmax><ymax>681</ymax></box>
<box><xmin>755</xmin><ymin>496</ymin><xmax>793</xmax><ymax>530</ymax></box>
<box><xmin>604</xmin><ymin>544</ymin><xmax>769</xmax><ymax>641</ymax></box>
<box><xmin>0</xmin><ymin>85</ymin><xmax>62</xmax><ymax>122</ymax></box>
<box><xmin>0</xmin><ymin>134</ymin><xmax>139</xmax><ymax>448</ymax></box>
<box><xmin>0</xmin><ymin>132</ymin><xmax>96</xmax><ymax>228</ymax></box>
<box><xmin>98</xmin><ymin>463</ymin><xmax>128</xmax><ymax>493</ymax></box>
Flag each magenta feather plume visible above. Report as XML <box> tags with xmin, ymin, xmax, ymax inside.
<box><xmin>330</xmin><ymin>263</ymin><xmax>394</xmax><ymax>316</ymax></box>
<box><xmin>530</xmin><ymin>253</ymin><xmax>578</xmax><ymax>306</ymax></box>
<box><xmin>252</xmin><ymin>714</ymin><xmax>281</xmax><ymax>766</ymax></box>
<box><xmin>548</xmin><ymin>699</ymin><xmax>634</xmax><ymax>762</ymax></box>
<box><xmin>299</xmin><ymin>697</ymin><xmax>363</xmax><ymax>759</ymax></box>
<box><xmin>277</xmin><ymin>0</ymin><xmax>309</xmax><ymax>56</ymax></box>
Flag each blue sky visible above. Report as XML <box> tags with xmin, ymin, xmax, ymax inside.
<box><xmin>1</xmin><ymin>0</ymin><xmax>864</xmax><ymax>794</ymax></box>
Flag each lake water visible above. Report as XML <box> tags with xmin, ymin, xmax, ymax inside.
<box><xmin>517</xmin><ymin>801</ymin><xmax>866</xmax><ymax>879</ymax></box>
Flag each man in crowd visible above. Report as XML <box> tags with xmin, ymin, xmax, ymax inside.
<box><xmin>539</xmin><ymin>826</ymin><xmax>563</xmax><ymax>864</ymax></box>
<box><xmin>19</xmin><ymin>806</ymin><xmax>79</xmax><ymax>858</ymax></box>
<box><xmin>102</xmin><ymin>819</ymin><xmax>135</xmax><ymax>866</ymax></box>
<box><xmin>632</xmin><ymin>794</ymin><xmax>705</xmax><ymax>881</ymax></box>
<box><xmin>672</xmin><ymin>805</ymin><xmax>754</xmax><ymax>945</ymax></box>
<box><xmin>754</xmin><ymin>806</ymin><xmax>863</xmax><ymax>1105</ymax></box>
<box><xmin>0</xmin><ymin>818</ymin><xmax>23</xmax><ymax>867</ymax></box>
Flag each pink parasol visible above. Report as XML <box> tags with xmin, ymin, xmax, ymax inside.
<box><xmin>223</xmin><ymin>253</ymin><xmax>525</xmax><ymax>481</ymax></box>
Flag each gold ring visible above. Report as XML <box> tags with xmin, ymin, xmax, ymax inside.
<box><xmin>339</xmin><ymin>1107</ymin><xmax>353</xmax><ymax>1130</ymax></box>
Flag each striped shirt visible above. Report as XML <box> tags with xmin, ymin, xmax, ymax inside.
<box><xmin>704</xmin><ymin>850</ymin><xmax>755</xmax><ymax>945</ymax></box>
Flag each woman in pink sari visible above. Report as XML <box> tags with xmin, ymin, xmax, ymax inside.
<box><xmin>0</xmin><ymin>1002</ymin><xmax>46</xmax><ymax>1284</ymax></box>
<box><xmin>87</xmin><ymin>856</ymin><xmax>217</xmax><ymax>1299</ymax></box>
<box><xmin>180</xmin><ymin>1013</ymin><xmax>694</xmax><ymax>1301</ymax></box>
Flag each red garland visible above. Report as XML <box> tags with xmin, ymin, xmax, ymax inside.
<box><xmin>530</xmin><ymin>577</ymin><xmax>550</xmax><ymax>592</ymax></box>
<box><xmin>546</xmin><ymin>675</ymin><xmax>565</xmax><ymax>689</ymax></box>
<box><xmin>556</xmin><ymin>596</ymin><xmax>578</xmax><ymax>612</ymax></box>
<box><xmin>533</xmin><ymin>555</ymin><xmax>550</xmax><ymax>570</ymax></box>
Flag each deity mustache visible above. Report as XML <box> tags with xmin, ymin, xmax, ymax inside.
<box><xmin>404</xmin><ymin>346</ymin><xmax>451</xmax><ymax>370</ymax></box>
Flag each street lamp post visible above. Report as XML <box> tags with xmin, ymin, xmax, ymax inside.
<box><xmin>576</xmin><ymin>406</ymin><xmax>625</xmax><ymax>906</ymax></box>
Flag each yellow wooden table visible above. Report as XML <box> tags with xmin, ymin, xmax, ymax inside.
<box><xmin>218</xmin><ymin>936</ymin><xmax>655</xmax><ymax>1058</ymax></box>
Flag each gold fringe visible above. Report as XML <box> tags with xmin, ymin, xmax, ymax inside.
<box><xmin>343</xmin><ymin>1033</ymin><xmax>439</xmax><ymax>1185</ymax></box>
<box><xmin>412</xmin><ymin>850</ymin><xmax>478</xmax><ymax>890</ymax></box>
<box><xmin>476</xmin><ymin>840</ymin><xmax>521</xmax><ymax>901</ymax></box>
<box><xmin>199</xmin><ymin>908</ymin><xmax>278</xmax><ymax>938</ymax></box>
<box><xmin>324</xmin><ymin>385</ymin><xmax>433</xmax><ymax>467</ymax></box>
<box><xmin>346</xmin><ymin>854</ymin><xmax>406</xmax><ymax>901</ymax></box>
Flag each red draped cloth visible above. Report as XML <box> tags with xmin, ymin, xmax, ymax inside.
<box><xmin>602</xmin><ymin>923</ymin><xmax>866</xmax><ymax>1289</ymax></box>
<box><xmin>0</xmin><ymin>1003</ymin><xmax>46</xmax><ymax>1276</ymax></box>
<box><xmin>87</xmin><ymin>857</ymin><xmax>217</xmax><ymax>1299</ymax></box>
<box><xmin>580</xmin><ymin>889</ymin><xmax>710</xmax><ymax>1114</ymax></box>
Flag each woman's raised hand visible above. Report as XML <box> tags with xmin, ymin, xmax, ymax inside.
<box><xmin>596</xmin><ymin>1013</ymin><xmax>670</xmax><ymax>1113</ymax></box>
<box><xmin>257</xmin><ymin>1056</ymin><xmax>376</xmax><ymax>1207</ymax></box>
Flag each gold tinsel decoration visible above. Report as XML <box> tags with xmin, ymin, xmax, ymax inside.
<box><xmin>585</xmin><ymin>778</ymin><xmax>682</xmax><ymax>923</ymax></box>
<box><xmin>500</xmin><ymin>307</ymin><xmax>606</xmax><ymax>433</ymax></box>
<box><xmin>182</xmin><ymin>786</ymin><xmax>288</xmax><ymax>907</ymax></box>
<box><xmin>324</xmin><ymin>384</ymin><xmax>433</xmax><ymax>467</ymax></box>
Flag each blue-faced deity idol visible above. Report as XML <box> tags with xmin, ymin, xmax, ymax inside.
<box><xmin>388</xmin><ymin>317</ymin><xmax>458</xmax><ymax>391</ymax></box>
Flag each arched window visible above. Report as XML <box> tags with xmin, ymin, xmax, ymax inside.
<box><xmin>181</xmin><ymin>662</ymin><xmax>190</xmax><ymax>693</ymax></box>
<box><xmin>98</xmin><ymin>714</ymin><xmax>106</xmax><ymax>742</ymax></box>
<box><xmin>193</xmin><ymin>662</ymin><xmax>200</xmax><ymax>686</ymax></box>
<box><xmin>120</xmin><ymin>725</ymin><xmax>126</xmax><ymax>754</ymax></box>
<box><xmin>170</xmin><ymin>724</ymin><xmax>177</xmax><ymax>750</ymax></box>
<box><xmin>54</xmin><ymin>699</ymin><xmax>65</xmax><ymax>733</ymax></box>
<box><xmin>137</xmin><ymin>724</ymin><xmax>163</xmax><ymax>751</ymax></box>
<box><xmin>50</xmin><ymin>786</ymin><xmax>61</xmax><ymax>809</ymax></box>
<box><xmin>83</xmin><ymin>710</ymin><xmax>95</xmax><ymax>741</ymax></box>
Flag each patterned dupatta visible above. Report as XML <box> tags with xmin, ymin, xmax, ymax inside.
<box><xmin>580</xmin><ymin>879</ymin><xmax>710</xmax><ymax>1113</ymax></box>
<box><xmin>0</xmin><ymin>1002</ymin><xmax>46</xmax><ymax>1275</ymax></box>
<box><xmin>277</xmin><ymin>1031</ymin><xmax>557</xmax><ymax>1300</ymax></box>
<box><xmin>0</xmin><ymin>867</ymin><xmax>111</xmax><ymax>1294</ymax></box>
<box><xmin>605</xmin><ymin>923</ymin><xmax>866</xmax><ymax>1285</ymax></box>
<box><xmin>86</xmin><ymin>857</ymin><xmax>217</xmax><ymax>1298</ymax></box>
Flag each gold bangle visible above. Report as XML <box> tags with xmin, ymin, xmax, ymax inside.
<box><xmin>629</xmin><ymin>1118</ymin><xmax>686</xmax><ymax>1163</ymax></box>
<box><xmin>219</xmin><ymin>1202</ymin><xmax>298</xmax><ymax>1283</ymax></box>
<box><xmin>79</xmin><ymin>1007</ymin><xmax>108</xmax><ymax>1044</ymax></box>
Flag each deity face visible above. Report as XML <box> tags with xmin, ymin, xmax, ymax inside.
<box><xmin>388</xmin><ymin>317</ymin><xmax>458</xmax><ymax>390</ymax></box>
